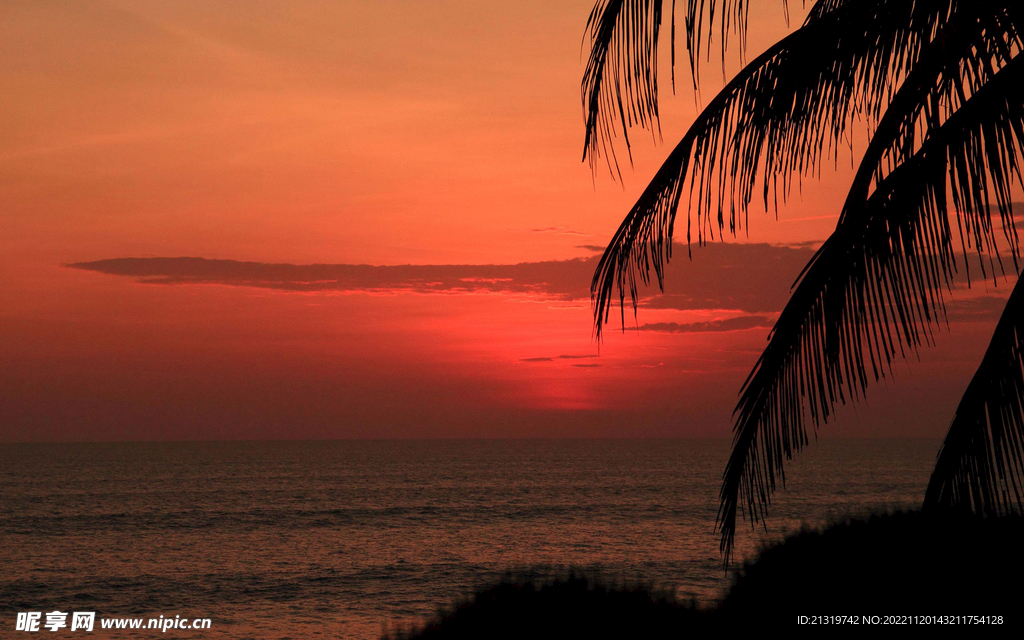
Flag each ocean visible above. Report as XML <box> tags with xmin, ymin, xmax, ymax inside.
<box><xmin>1</xmin><ymin>439</ymin><xmax>939</xmax><ymax>638</ymax></box>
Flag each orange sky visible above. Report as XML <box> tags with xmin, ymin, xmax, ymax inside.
<box><xmin>1</xmin><ymin>0</ymin><xmax>1017</xmax><ymax>440</ymax></box>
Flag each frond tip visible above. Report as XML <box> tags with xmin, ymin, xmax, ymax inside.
<box><xmin>924</xmin><ymin>276</ymin><xmax>1024</xmax><ymax>516</ymax></box>
<box><xmin>581</xmin><ymin>0</ymin><xmax>665</xmax><ymax>177</ymax></box>
<box><xmin>581</xmin><ymin>1</ymin><xmax>780</xmax><ymax>177</ymax></box>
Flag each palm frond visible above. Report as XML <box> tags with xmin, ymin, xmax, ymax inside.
<box><xmin>924</xmin><ymin>275</ymin><xmax>1024</xmax><ymax>517</ymax></box>
<box><xmin>592</xmin><ymin>0</ymin><xmax>967</xmax><ymax>334</ymax></box>
<box><xmin>582</xmin><ymin>0</ymin><xmax>665</xmax><ymax>177</ymax></box>
<box><xmin>718</xmin><ymin>49</ymin><xmax>1024</xmax><ymax>562</ymax></box>
<box><xmin>582</xmin><ymin>1</ymin><xmax>805</xmax><ymax>175</ymax></box>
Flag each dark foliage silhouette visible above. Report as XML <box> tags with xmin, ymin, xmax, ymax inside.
<box><xmin>384</xmin><ymin>513</ymin><xmax>1024</xmax><ymax>636</ymax></box>
<box><xmin>381</xmin><ymin>573</ymin><xmax>707</xmax><ymax>639</ymax></box>
<box><xmin>716</xmin><ymin>512</ymin><xmax>1024</xmax><ymax>624</ymax></box>
<box><xmin>582</xmin><ymin>0</ymin><xmax>1024</xmax><ymax>560</ymax></box>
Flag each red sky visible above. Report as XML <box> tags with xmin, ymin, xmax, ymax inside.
<box><xmin>1</xmin><ymin>0</ymin><xmax>1018</xmax><ymax>441</ymax></box>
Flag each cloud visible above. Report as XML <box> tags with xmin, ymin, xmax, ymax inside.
<box><xmin>783</xmin><ymin>240</ymin><xmax>826</xmax><ymax>249</ymax></box>
<box><xmin>638</xmin><ymin>315</ymin><xmax>775</xmax><ymax>333</ymax></box>
<box><xmin>66</xmin><ymin>242</ymin><xmax>820</xmax><ymax>312</ymax></box>
<box><xmin>1006</xmin><ymin>202</ymin><xmax>1024</xmax><ymax>219</ymax></box>
<box><xmin>67</xmin><ymin>256</ymin><xmax>595</xmax><ymax>298</ymax></box>
<box><xmin>528</xmin><ymin>226</ymin><xmax>593</xmax><ymax>236</ymax></box>
<box><xmin>576</xmin><ymin>244</ymin><xmax>606</xmax><ymax>252</ymax></box>
<box><xmin>520</xmin><ymin>354</ymin><xmax>598</xmax><ymax>363</ymax></box>
<box><xmin>945</xmin><ymin>294</ymin><xmax>1015</xmax><ymax>322</ymax></box>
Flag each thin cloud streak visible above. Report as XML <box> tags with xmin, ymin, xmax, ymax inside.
<box><xmin>639</xmin><ymin>316</ymin><xmax>776</xmax><ymax>333</ymax></box>
<box><xmin>520</xmin><ymin>354</ymin><xmax>598</xmax><ymax>363</ymax></box>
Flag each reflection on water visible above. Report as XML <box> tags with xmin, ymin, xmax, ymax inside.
<box><xmin>0</xmin><ymin>439</ymin><xmax>938</xmax><ymax>638</ymax></box>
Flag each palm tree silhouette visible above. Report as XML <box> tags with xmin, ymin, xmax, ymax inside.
<box><xmin>581</xmin><ymin>0</ymin><xmax>1024</xmax><ymax>561</ymax></box>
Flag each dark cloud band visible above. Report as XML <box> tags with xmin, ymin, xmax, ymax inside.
<box><xmin>68</xmin><ymin>242</ymin><xmax>820</xmax><ymax>314</ymax></box>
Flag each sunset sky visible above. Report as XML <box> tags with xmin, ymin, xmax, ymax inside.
<box><xmin>2</xmin><ymin>0</ymin><xmax>1018</xmax><ymax>441</ymax></box>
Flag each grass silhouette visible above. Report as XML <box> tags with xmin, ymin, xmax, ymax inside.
<box><xmin>381</xmin><ymin>573</ymin><xmax>706</xmax><ymax>639</ymax></box>
<box><xmin>384</xmin><ymin>511</ymin><xmax>1023</xmax><ymax>637</ymax></box>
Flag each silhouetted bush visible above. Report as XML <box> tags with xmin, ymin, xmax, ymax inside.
<box><xmin>381</xmin><ymin>573</ymin><xmax>707</xmax><ymax>639</ymax></box>
<box><xmin>385</xmin><ymin>511</ymin><xmax>1024</xmax><ymax>637</ymax></box>
<box><xmin>718</xmin><ymin>511</ymin><xmax>1024</xmax><ymax>626</ymax></box>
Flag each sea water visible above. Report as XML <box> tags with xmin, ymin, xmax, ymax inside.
<box><xmin>0</xmin><ymin>439</ymin><xmax>939</xmax><ymax>638</ymax></box>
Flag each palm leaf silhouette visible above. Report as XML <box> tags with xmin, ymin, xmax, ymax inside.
<box><xmin>590</xmin><ymin>0</ymin><xmax>984</xmax><ymax>330</ymax></box>
<box><xmin>925</xmin><ymin>273</ymin><xmax>1024</xmax><ymax>516</ymax></box>
<box><xmin>581</xmin><ymin>0</ymin><xmax>1024</xmax><ymax>562</ymax></box>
